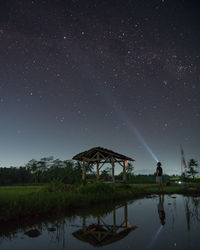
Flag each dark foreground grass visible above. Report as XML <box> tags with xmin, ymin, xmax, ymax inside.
<box><xmin>0</xmin><ymin>182</ymin><xmax>199</xmax><ymax>223</ymax></box>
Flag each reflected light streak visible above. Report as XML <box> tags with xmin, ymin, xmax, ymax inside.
<box><xmin>147</xmin><ymin>225</ymin><xmax>163</xmax><ymax>249</ymax></box>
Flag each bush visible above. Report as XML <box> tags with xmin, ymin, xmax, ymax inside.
<box><xmin>44</xmin><ymin>179</ymin><xmax>76</xmax><ymax>192</ymax></box>
<box><xmin>77</xmin><ymin>182</ymin><xmax>115</xmax><ymax>194</ymax></box>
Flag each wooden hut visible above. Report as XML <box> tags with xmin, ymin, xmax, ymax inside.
<box><xmin>72</xmin><ymin>147</ymin><xmax>135</xmax><ymax>183</ymax></box>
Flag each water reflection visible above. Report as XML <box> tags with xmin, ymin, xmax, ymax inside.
<box><xmin>72</xmin><ymin>203</ymin><xmax>138</xmax><ymax>247</ymax></box>
<box><xmin>184</xmin><ymin>196</ymin><xmax>200</xmax><ymax>232</ymax></box>
<box><xmin>157</xmin><ymin>194</ymin><xmax>166</xmax><ymax>226</ymax></box>
<box><xmin>0</xmin><ymin>195</ymin><xmax>200</xmax><ymax>250</ymax></box>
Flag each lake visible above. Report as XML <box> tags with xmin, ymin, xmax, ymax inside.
<box><xmin>0</xmin><ymin>194</ymin><xmax>200</xmax><ymax>250</ymax></box>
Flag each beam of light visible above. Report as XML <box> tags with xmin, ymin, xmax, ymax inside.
<box><xmin>114</xmin><ymin>105</ymin><xmax>159</xmax><ymax>162</ymax></box>
<box><xmin>124</xmin><ymin>116</ymin><xmax>159</xmax><ymax>162</ymax></box>
<box><xmin>147</xmin><ymin>225</ymin><xmax>163</xmax><ymax>250</ymax></box>
<box><xmin>98</xmin><ymin>85</ymin><xmax>159</xmax><ymax>162</ymax></box>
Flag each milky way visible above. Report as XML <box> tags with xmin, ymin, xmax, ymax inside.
<box><xmin>0</xmin><ymin>0</ymin><xmax>199</xmax><ymax>174</ymax></box>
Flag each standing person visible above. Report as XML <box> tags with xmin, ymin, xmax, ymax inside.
<box><xmin>156</xmin><ymin>162</ymin><xmax>163</xmax><ymax>192</ymax></box>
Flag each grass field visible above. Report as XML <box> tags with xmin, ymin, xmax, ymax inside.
<box><xmin>0</xmin><ymin>182</ymin><xmax>199</xmax><ymax>223</ymax></box>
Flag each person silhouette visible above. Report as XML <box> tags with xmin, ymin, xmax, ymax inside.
<box><xmin>157</xmin><ymin>194</ymin><xmax>165</xmax><ymax>225</ymax></box>
<box><xmin>156</xmin><ymin>162</ymin><xmax>163</xmax><ymax>192</ymax></box>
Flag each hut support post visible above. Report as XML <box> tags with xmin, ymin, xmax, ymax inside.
<box><xmin>82</xmin><ymin>160</ymin><xmax>86</xmax><ymax>183</ymax></box>
<box><xmin>97</xmin><ymin>162</ymin><xmax>100</xmax><ymax>180</ymax></box>
<box><xmin>123</xmin><ymin>160</ymin><xmax>127</xmax><ymax>183</ymax></box>
<box><xmin>111</xmin><ymin>157</ymin><xmax>115</xmax><ymax>183</ymax></box>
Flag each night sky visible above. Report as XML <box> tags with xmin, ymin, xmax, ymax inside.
<box><xmin>0</xmin><ymin>0</ymin><xmax>199</xmax><ymax>174</ymax></box>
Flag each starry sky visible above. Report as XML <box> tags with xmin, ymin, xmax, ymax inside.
<box><xmin>0</xmin><ymin>0</ymin><xmax>199</xmax><ymax>174</ymax></box>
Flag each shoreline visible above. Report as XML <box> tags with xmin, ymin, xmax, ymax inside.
<box><xmin>0</xmin><ymin>182</ymin><xmax>199</xmax><ymax>224</ymax></box>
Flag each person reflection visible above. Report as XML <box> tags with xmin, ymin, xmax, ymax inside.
<box><xmin>158</xmin><ymin>194</ymin><xmax>165</xmax><ymax>225</ymax></box>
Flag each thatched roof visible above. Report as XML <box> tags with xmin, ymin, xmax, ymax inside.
<box><xmin>72</xmin><ymin>147</ymin><xmax>135</xmax><ymax>162</ymax></box>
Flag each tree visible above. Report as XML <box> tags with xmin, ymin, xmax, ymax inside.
<box><xmin>127</xmin><ymin>162</ymin><xmax>134</xmax><ymax>176</ymax></box>
<box><xmin>186</xmin><ymin>159</ymin><xmax>199</xmax><ymax>179</ymax></box>
<box><xmin>117</xmin><ymin>162</ymin><xmax>134</xmax><ymax>181</ymax></box>
<box><xmin>26</xmin><ymin>157</ymin><xmax>54</xmax><ymax>183</ymax></box>
<box><xmin>100</xmin><ymin>167</ymin><xmax>111</xmax><ymax>181</ymax></box>
<box><xmin>26</xmin><ymin>159</ymin><xmax>39</xmax><ymax>183</ymax></box>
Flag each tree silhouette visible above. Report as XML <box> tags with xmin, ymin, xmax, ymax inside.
<box><xmin>186</xmin><ymin>159</ymin><xmax>199</xmax><ymax>179</ymax></box>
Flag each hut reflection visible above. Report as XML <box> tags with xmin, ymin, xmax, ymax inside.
<box><xmin>73</xmin><ymin>203</ymin><xmax>138</xmax><ymax>247</ymax></box>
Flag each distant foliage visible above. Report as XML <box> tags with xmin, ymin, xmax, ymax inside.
<box><xmin>0</xmin><ymin>167</ymin><xmax>31</xmax><ymax>185</ymax></box>
<box><xmin>0</xmin><ymin>157</ymin><xmax>83</xmax><ymax>185</ymax></box>
<box><xmin>100</xmin><ymin>167</ymin><xmax>112</xmax><ymax>181</ymax></box>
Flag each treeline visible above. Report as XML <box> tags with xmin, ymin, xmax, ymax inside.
<box><xmin>0</xmin><ymin>157</ymin><xmax>83</xmax><ymax>185</ymax></box>
<box><xmin>0</xmin><ymin>167</ymin><xmax>31</xmax><ymax>185</ymax></box>
<box><xmin>0</xmin><ymin>157</ymin><xmax>199</xmax><ymax>185</ymax></box>
<box><xmin>0</xmin><ymin>157</ymin><xmax>136</xmax><ymax>185</ymax></box>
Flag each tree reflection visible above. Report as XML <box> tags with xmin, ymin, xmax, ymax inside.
<box><xmin>184</xmin><ymin>196</ymin><xmax>200</xmax><ymax>232</ymax></box>
<box><xmin>1</xmin><ymin>195</ymin><xmax>200</xmax><ymax>249</ymax></box>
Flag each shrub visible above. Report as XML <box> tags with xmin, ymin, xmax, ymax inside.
<box><xmin>77</xmin><ymin>182</ymin><xmax>115</xmax><ymax>194</ymax></box>
<box><xmin>44</xmin><ymin>179</ymin><xmax>76</xmax><ymax>192</ymax></box>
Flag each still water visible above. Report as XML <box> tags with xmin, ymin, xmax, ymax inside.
<box><xmin>0</xmin><ymin>195</ymin><xmax>200</xmax><ymax>250</ymax></box>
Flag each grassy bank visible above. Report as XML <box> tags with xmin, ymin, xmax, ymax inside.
<box><xmin>0</xmin><ymin>182</ymin><xmax>199</xmax><ymax>223</ymax></box>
